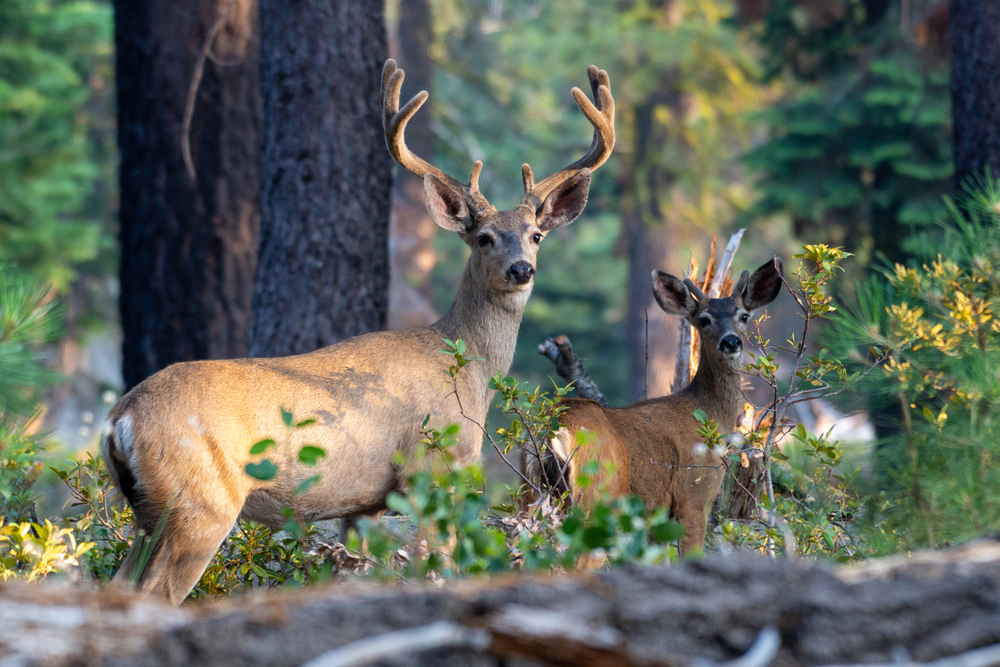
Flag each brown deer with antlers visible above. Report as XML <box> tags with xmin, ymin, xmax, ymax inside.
<box><xmin>522</xmin><ymin>258</ymin><xmax>782</xmax><ymax>554</ymax></box>
<box><xmin>102</xmin><ymin>60</ymin><xmax>615</xmax><ymax>604</ymax></box>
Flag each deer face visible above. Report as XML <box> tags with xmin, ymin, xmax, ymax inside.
<box><xmin>382</xmin><ymin>59</ymin><xmax>614</xmax><ymax>296</ymax></box>
<box><xmin>652</xmin><ymin>258</ymin><xmax>784</xmax><ymax>366</ymax></box>
<box><xmin>424</xmin><ymin>170</ymin><xmax>591</xmax><ymax>294</ymax></box>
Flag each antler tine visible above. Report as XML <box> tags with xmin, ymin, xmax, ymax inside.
<box><xmin>381</xmin><ymin>60</ymin><xmax>489</xmax><ymax>209</ymax></box>
<box><xmin>684</xmin><ymin>278</ymin><xmax>709</xmax><ymax>303</ymax></box>
<box><xmin>522</xmin><ymin>66</ymin><xmax>616</xmax><ymax>206</ymax></box>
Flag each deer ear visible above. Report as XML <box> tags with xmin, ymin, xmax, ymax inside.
<box><xmin>741</xmin><ymin>257</ymin><xmax>784</xmax><ymax>310</ymax></box>
<box><xmin>424</xmin><ymin>174</ymin><xmax>472</xmax><ymax>233</ymax></box>
<box><xmin>651</xmin><ymin>270</ymin><xmax>697</xmax><ymax>318</ymax></box>
<box><xmin>536</xmin><ymin>170</ymin><xmax>591</xmax><ymax>231</ymax></box>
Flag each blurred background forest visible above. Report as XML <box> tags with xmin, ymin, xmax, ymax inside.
<box><xmin>5</xmin><ymin>0</ymin><xmax>1000</xmax><ymax>569</ymax></box>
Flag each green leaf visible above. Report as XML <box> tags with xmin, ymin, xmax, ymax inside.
<box><xmin>651</xmin><ymin>520</ymin><xmax>685</xmax><ymax>543</ymax></box>
<box><xmin>298</xmin><ymin>445</ymin><xmax>326</xmax><ymax>466</ymax></box>
<box><xmin>385</xmin><ymin>492</ymin><xmax>412</xmax><ymax>516</ymax></box>
<box><xmin>693</xmin><ymin>409</ymin><xmax>708</xmax><ymax>424</ymax></box>
<box><xmin>295</xmin><ymin>418</ymin><xmax>316</xmax><ymax>429</ymax></box>
<box><xmin>582</xmin><ymin>526</ymin><xmax>609</xmax><ymax>549</ymax></box>
<box><xmin>281</xmin><ymin>407</ymin><xmax>293</xmax><ymax>428</ymax></box>
<box><xmin>249</xmin><ymin>438</ymin><xmax>276</xmax><ymax>455</ymax></box>
<box><xmin>295</xmin><ymin>475</ymin><xmax>321</xmax><ymax>496</ymax></box>
<box><xmin>245</xmin><ymin>460</ymin><xmax>278</xmax><ymax>481</ymax></box>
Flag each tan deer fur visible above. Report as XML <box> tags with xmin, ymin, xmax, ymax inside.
<box><xmin>522</xmin><ymin>258</ymin><xmax>783</xmax><ymax>554</ymax></box>
<box><xmin>103</xmin><ymin>60</ymin><xmax>615</xmax><ymax>605</ymax></box>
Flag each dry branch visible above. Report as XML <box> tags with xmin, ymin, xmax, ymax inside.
<box><xmin>538</xmin><ymin>334</ymin><xmax>611</xmax><ymax>407</ymax></box>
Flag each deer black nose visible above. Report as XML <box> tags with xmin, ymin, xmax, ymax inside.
<box><xmin>719</xmin><ymin>334</ymin><xmax>742</xmax><ymax>355</ymax></box>
<box><xmin>508</xmin><ymin>261</ymin><xmax>535</xmax><ymax>285</ymax></box>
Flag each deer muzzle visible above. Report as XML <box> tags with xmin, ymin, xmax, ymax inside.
<box><xmin>507</xmin><ymin>261</ymin><xmax>535</xmax><ymax>285</ymax></box>
<box><xmin>719</xmin><ymin>333</ymin><xmax>743</xmax><ymax>357</ymax></box>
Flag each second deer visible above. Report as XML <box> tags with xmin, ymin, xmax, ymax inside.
<box><xmin>522</xmin><ymin>258</ymin><xmax>783</xmax><ymax>554</ymax></box>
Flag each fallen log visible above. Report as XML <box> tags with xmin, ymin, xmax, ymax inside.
<box><xmin>3</xmin><ymin>541</ymin><xmax>1000</xmax><ymax>667</ymax></box>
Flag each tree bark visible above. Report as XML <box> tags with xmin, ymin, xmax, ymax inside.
<box><xmin>624</xmin><ymin>102</ymin><xmax>681</xmax><ymax>404</ymax></box>
<box><xmin>387</xmin><ymin>0</ymin><xmax>439</xmax><ymax>330</ymax></box>
<box><xmin>250</xmin><ymin>1</ymin><xmax>391</xmax><ymax>358</ymax></box>
<box><xmin>6</xmin><ymin>541</ymin><xmax>1000</xmax><ymax>667</ymax></box>
<box><xmin>115</xmin><ymin>0</ymin><xmax>260</xmax><ymax>391</ymax></box>
<box><xmin>949</xmin><ymin>0</ymin><xmax>1000</xmax><ymax>186</ymax></box>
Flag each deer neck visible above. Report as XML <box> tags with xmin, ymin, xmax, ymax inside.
<box><xmin>684</xmin><ymin>343</ymin><xmax>744</xmax><ymax>427</ymax></box>
<box><xmin>431</xmin><ymin>260</ymin><xmax>528</xmax><ymax>384</ymax></box>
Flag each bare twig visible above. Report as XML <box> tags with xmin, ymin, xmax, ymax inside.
<box><xmin>453</xmin><ymin>387</ymin><xmax>540</xmax><ymax>496</ymax></box>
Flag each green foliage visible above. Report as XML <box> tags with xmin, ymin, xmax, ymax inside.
<box><xmin>352</xmin><ymin>340</ymin><xmax>683</xmax><ymax>578</ymax></box>
<box><xmin>0</xmin><ymin>518</ymin><xmax>92</xmax><ymax>582</ymax></box>
<box><xmin>0</xmin><ymin>264</ymin><xmax>61</xmax><ymax>418</ymax></box>
<box><xmin>747</xmin><ymin>2</ymin><xmax>951</xmax><ymax>266</ymax></box>
<box><xmin>0</xmin><ymin>265</ymin><xmax>61</xmax><ymax>524</ymax></box>
<box><xmin>832</xmin><ymin>178</ymin><xmax>1000</xmax><ymax>548</ymax></box>
<box><xmin>0</xmin><ymin>0</ymin><xmax>116</xmax><ymax>288</ymax></box>
<box><xmin>192</xmin><ymin>521</ymin><xmax>332</xmax><ymax>600</ymax></box>
<box><xmin>51</xmin><ymin>451</ymin><xmax>131</xmax><ymax>580</ymax></box>
<box><xmin>726</xmin><ymin>244</ymin><xmax>883</xmax><ymax>560</ymax></box>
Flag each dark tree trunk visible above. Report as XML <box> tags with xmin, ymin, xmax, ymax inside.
<box><xmin>949</xmin><ymin>0</ymin><xmax>1000</xmax><ymax>186</ymax></box>
<box><xmin>387</xmin><ymin>0</ymin><xmax>438</xmax><ymax>330</ymax></box>
<box><xmin>250</xmin><ymin>1</ymin><xmax>391</xmax><ymax>358</ymax></box>
<box><xmin>115</xmin><ymin>0</ymin><xmax>261</xmax><ymax>391</ymax></box>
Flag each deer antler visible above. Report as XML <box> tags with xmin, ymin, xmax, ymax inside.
<box><xmin>521</xmin><ymin>66</ymin><xmax>616</xmax><ymax>207</ymax></box>
<box><xmin>381</xmin><ymin>59</ymin><xmax>491</xmax><ymax>213</ymax></box>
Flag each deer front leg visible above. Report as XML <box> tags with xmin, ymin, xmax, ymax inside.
<box><xmin>674</xmin><ymin>504</ymin><xmax>709</xmax><ymax>556</ymax></box>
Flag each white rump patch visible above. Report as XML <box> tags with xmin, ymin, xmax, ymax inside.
<box><xmin>549</xmin><ymin>427</ymin><xmax>572</xmax><ymax>462</ymax></box>
<box><xmin>115</xmin><ymin>414</ymin><xmax>137</xmax><ymax>469</ymax></box>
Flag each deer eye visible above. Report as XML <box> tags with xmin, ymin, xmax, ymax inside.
<box><xmin>698</xmin><ymin>315</ymin><xmax>712</xmax><ymax>328</ymax></box>
<box><xmin>740</xmin><ymin>313</ymin><xmax>749</xmax><ymax>324</ymax></box>
<box><xmin>477</xmin><ymin>234</ymin><xmax>494</xmax><ymax>248</ymax></box>
<box><xmin>532</xmin><ymin>233</ymin><xmax>542</xmax><ymax>244</ymax></box>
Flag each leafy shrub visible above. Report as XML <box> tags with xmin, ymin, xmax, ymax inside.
<box><xmin>0</xmin><ymin>265</ymin><xmax>93</xmax><ymax>583</ymax></box>
<box><xmin>0</xmin><ymin>518</ymin><xmax>92</xmax><ymax>582</ymax></box>
<box><xmin>349</xmin><ymin>344</ymin><xmax>685</xmax><ymax>579</ymax></box>
<box><xmin>715</xmin><ymin>245</ymin><xmax>886</xmax><ymax>560</ymax></box>
<box><xmin>833</xmin><ymin>177</ymin><xmax>1000</xmax><ymax>548</ymax></box>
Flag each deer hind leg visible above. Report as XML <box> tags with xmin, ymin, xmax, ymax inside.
<box><xmin>114</xmin><ymin>502</ymin><xmax>240</xmax><ymax>605</ymax></box>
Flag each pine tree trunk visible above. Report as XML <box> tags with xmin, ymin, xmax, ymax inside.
<box><xmin>624</xmin><ymin>102</ymin><xmax>680</xmax><ymax>403</ymax></box>
<box><xmin>949</xmin><ymin>0</ymin><xmax>1000</xmax><ymax>185</ymax></box>
<box><xmin>115</xmin><ymin>0</ymin><xmax>260</xmax><ymax>391</ymax></box>
<box><xmin>387</xmin><ymin>0</ymin><xmax>438</xmax><ymax>330</ymax></box>
<box><xmin>250</xmin><ymin>0</ymin><xmax>391</xmax><ymax>358</ymax></box>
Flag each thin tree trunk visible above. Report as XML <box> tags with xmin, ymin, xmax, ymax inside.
<box><xmin>250</xmin><ymin>1</ymin><xmax>391</xmax><ymax>357</ymax></box>
<box><xmin>624</xmin><ymin>101</ymin><xmax>681</xmax><ymax>403</ymax></box>
<box><xmin>949</xmin><ymin>0</ymin><xmax>1000</xmax><ymax>186</ymax></box>
<box><xmin>115</xmin><ymin>0</ymin><xmax>260</xmax><ymax>391</ymax></box>
<box><xmin>387</xmin><ymin>0</ymin><xmax>438</xmax><ymax>330</ymax></box>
